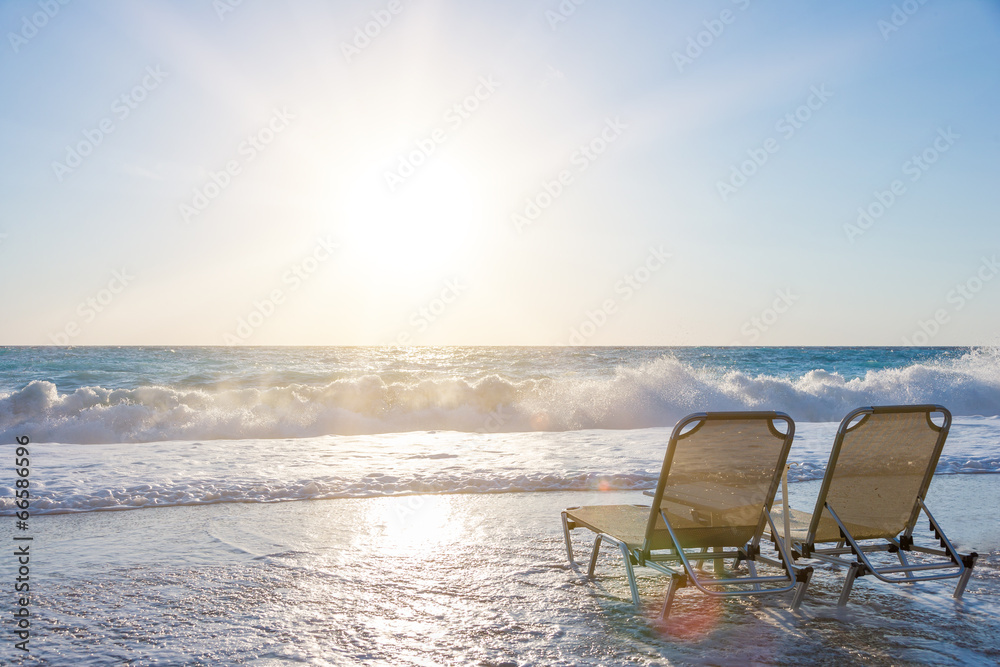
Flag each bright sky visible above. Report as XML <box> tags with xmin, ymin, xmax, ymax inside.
<box><xmin>1</xmin><ymin>0</ymin><xmax>998</xmax><ymax>346</ymax></box>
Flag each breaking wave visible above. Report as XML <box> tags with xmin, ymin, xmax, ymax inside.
<box><xmin>2</xmin><ymin>349</ymin><xmax>999</xmax><ymax>444</ymax></box>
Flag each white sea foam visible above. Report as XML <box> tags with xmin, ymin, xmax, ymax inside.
<box><xmin>2</xmin><ymin>349</ymin><xmax>999</xmax><ymax>443</ymax></box>
<box><xmin>1</xmin><ymin>420</ymin><xmax>996</xmax><ymax>516</ymax></box>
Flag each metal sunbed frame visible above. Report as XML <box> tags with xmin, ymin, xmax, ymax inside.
<box><xmin>783</xmin><ymin>405</ymin><xmax>978</xmax><ymax>605</ymax></box>
<box><xmin>561</xmin><ymin>412</ymin><xmax>813</xmax><ymax>620</ymax></box>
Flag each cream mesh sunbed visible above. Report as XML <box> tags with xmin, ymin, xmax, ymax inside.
<box><xmin>773</xmin><ymin>405</ymin><xmax>978</xmax><ymax>606</ymax></box>
<box><xmin>561</xmin><ymin>412</ymin><xmax>812</xmax><ymax>619</ymax></box>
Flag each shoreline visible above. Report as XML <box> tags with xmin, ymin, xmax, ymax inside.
<box><xmin>2</xmin><ymin>468</ymin><xmax>998</xmax><ymax>518</ymax></box>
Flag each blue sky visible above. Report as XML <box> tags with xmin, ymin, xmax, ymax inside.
<box><xmin>1</xmin><ymin>0</ymin><xmax>998</xmax><ymax>345</ymax></box>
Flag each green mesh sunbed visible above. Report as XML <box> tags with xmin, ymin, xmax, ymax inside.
<box><xmin>774</xmin><ymin>405</ymin><xmax>978</xmax><ymax>606</ymax></box>
<box><xmin>561</xmin><ymin>411</ymin><xmax>812</xmax><ymax>619</ymax></box>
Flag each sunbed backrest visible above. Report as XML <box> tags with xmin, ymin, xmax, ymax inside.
<box><xmin>643</xmin><ymin>412</ymin><xmax>794</xmax><ymax>554</ymax></box>
<box><xmin>810</xmin><ymin>405</ymin><xmax>951</xmax><ymax>543</ymax></box>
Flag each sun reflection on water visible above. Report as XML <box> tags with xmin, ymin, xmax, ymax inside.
<box><xmin>370</xmin><ymin>494</ymin><xmax>470</xmax><ymax>554</ymax></box>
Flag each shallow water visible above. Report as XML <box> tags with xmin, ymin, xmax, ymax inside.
<box><xmin>9</xmin><ymin>478</ymin><xmax>999</xmax><ymax>666</ymax></box>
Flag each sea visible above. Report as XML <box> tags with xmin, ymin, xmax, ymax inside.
<box><xmin>1</xmin><ymin>345</ymin><xmax>998</xmax><ymax>514</ymax></box>
<box><xmin>1</xmin><ymin>346</ymin><xmax>999</xmax><ymax>665</ymax></box>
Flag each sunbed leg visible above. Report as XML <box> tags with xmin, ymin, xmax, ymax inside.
<box><xmin>838</xmin><ymin>562</ymin><xmax>861</xmax><ymax>606</ymax></box>
<box><xmin>695</xmin><ymin>547</ymin><xmax>707</xmax><ymax>570</ymax></box>
<box><xmin>560</xmin><ymin>512</ymin><xmax>575</xmax><ymax>564</ymax></box>
<box><xmin>747</xmin><ymin>559</ymin><xmax>761</xmax><ymax>591</ymax></box>
<box><xmin>790</xmin><ymin>567</ymin><xmax>813</xmax><ymax>610</ymax></box>
<box><xmin>618</xmin><ymin>542</ymin><xmax>641</xmax><ymax>608</ymax></box>
<box><xmin>896</xmin><ymin>548</ymin><xmax>915</xmax><ymax>581</ymax></box>
<box><xmin>953</xmin><ymin>552</ymin><xmax>978</xmax><ymax>599</ymax></box>
<box><xmin>659</xmin><ymin>573</ymin><xmax>686</xmax><ymax>622</ymax></box>
<box><xmin>712</xmin><ymin>546</ymin><xmax>725</xmax><ymax>575</ymax></box>
<box><xmin>587</xmin><ymin>535</ymin><xmax>603</xmax><ymax>578</ymax></box>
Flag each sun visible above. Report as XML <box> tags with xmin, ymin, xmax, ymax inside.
<box><xmin>340</xmin><ymin>157</ymin><xmax>482</xmax><ymax>283</ymax></box>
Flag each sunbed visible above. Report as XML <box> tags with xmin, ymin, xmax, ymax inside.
<box><xmin>774</xmin><ymin>405</ymin><xmax>978</xmax><ymax>605</ymax></box>
<box><xmin>560</xmin><ymin>411</ymin><xmax>812</xmax><ymax>619</ymax></box>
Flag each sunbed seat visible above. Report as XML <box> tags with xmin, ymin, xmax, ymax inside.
<box><xmin>781</xmin><ymin>405</ymin><xmax>978</xmax><ymax>605</ymax></box>
<box><xmin>560</xmin><ymin>411</ymin><xmax>812</xmax><ymax>619</ymax></box>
